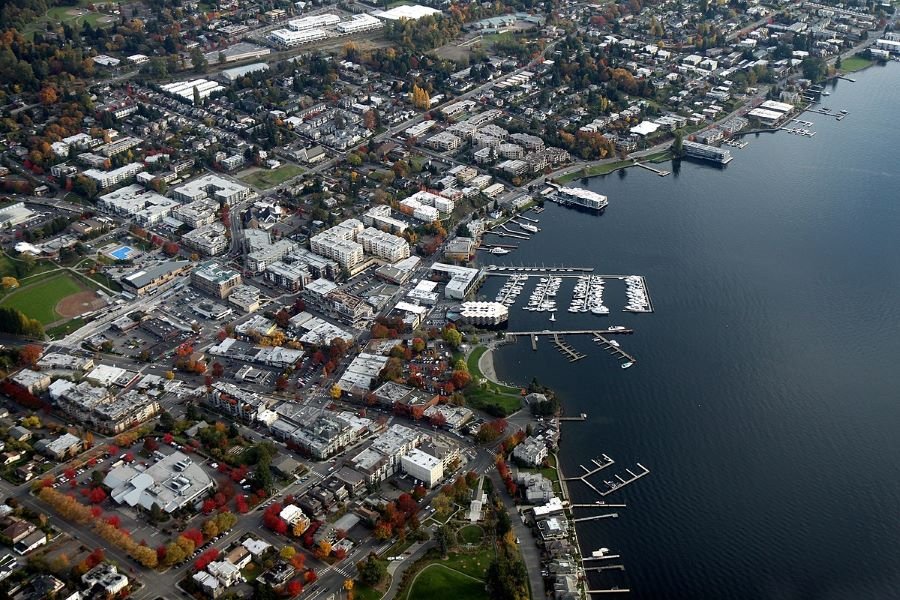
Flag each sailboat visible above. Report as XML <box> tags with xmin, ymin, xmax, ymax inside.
<box><xmin>549</xmin><ymin>312</ymin><xmax>556</xmax><ymax>322</ymax></box>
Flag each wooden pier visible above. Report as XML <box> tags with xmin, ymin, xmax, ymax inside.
<box><xmin>530</xmin><ymin>333</ymin><xmax>538</xmax><ymax>351</ymax></box>
<box><xmin>585</xmin><ymin>565</ymin><xmax>625</xmax><ymax>573</ymax></box>
<box><xmin>486</xmin><ymin>265</ymin><xmax>595</xmax><ymax>274</ymax></box>
<box><xmin>507</xmin><ymin>328</ymin><xmax>634</xmax><ymax>338</ymax></box>
<box><xmin>598</xmin><ymin>463</ymin><xmax>651</xmax><ymax>497</ymax></box>
<box><xmin>518</xmin><ymin>215</ymin><xmax>539</xmax><ymax>223</ymax></box>
<box><xmin>573</xmin><ymin>513</ymin><xmax>618</xmax><ymax>523</ymax></box>
<box><xmin>484</xmin><ymin>230</ymin><xmax>531</xmax><ymax>240</ymax></box>
<box><xmin>552</xmin><ymin>333</ymin><xmax>586</xmax><ymax>362</ymax></box>
<box><xmin>586</xmin><ymin>588</ymin><xmax>631</xmax><ymax>594</ymax></box>
<box><xmin>563</xmin><ymin>455</ymin><xmax>615</xmax><ymax>481</ymax></box>
<box><xmin>558</xmin><ymin>414</ymin><xmax>588</xmax><ymax>421</ymax></box>
<box><xmin>633</xmin><ymin>162</ymin><xmax>670</xmax><ymax>176</ymax></box>
<box><xmin>592</xmin><ymin>333</ymin><xmax>637</xmax><ymax>364</ymax></box>
<box><xmin>570</xmin><ymin>503</ymin><xmax>626</xmax><ymax>508</ymax></box>
<box><xmin>583</xmin><ymin>554</ymin><xmax>622</xmax><ymax>562</ymax></box>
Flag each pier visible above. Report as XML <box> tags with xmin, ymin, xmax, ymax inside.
<box><xmin>484</xmin><ymin>229</ymin><xmax>531</xmax><ymax>240</ymax></box>
<box><xmin>586</xmin><ymin>588</ymin><xmax>631</xmax><ymax>594</ymax></box>
<box><xmin>562</xmin><ymin>455</ymin><xmax>615</xmax><ymax>481</ymax></box>
<box><xmin>552</xmin><ymin>333</ymin><xmax>586</xmax><ymax>362</ymax></box>
<box><xmin>486</xmin><ymin>265</ymin><xmax>595</xmax><ymax>273</ymax></box>
<box><xmin>597</xmin><ymin>463</ymin><xmax>651</xmax><ymax>497</ymax></box>
<box><xmin>570</xmin><ymin>503</ymin><xmax>627</xmax><ymax>508</ymax></box>
<box><xmin>506</xmin><ymin>328</ymin><xmax>634</xmax><ymax>337</ymax></box>
<box><xmin>558</xmin><ymin>414</ymin><xmax>588</xmax><ymax>421</ymax></box>
<box><xmin>593</xmin><ymin>333</ymin><xmax>637</xmax><ymax>364</ymax></box>
<box><xmin>573</xmin><ymin>513</ymin><xmax>618</xmax><ymax>523</ymax></box>
<box><xmin>518</xmin><ymin>215</ymin><xmax>540</xmax><ymax>223</ymax></box>
<box><xmin>632</xmin><ymin>162</ymin><xmax>671</xmax><ymax>176</ymax></box>
<box><xmin>583</xmin><ymin>554</ymin><xmax>622</xmax><ymax>562</ymax></box>
<box><xmin>584</xmin><ymin>565</ymin><xmax>626</xmax><ymax>573</ymax></box>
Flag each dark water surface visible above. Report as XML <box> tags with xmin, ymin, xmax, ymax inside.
<box><xmin>483</xmin><ymin>63</ymin><xmax>900</xmax><ymax>599</ymax></box>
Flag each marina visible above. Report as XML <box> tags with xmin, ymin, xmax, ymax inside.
<box><xmin>523</xmin><ymin>275</ymin><xmax>562</xmax><ymax>312</ymax></box>
<box><xmin>623</xmin><ymin>276</ymin><xmax>653</xmax><ymax>313</ymax></box>
<box><xmin>568</xmin><ymin>275</ymin><xmax>609</xmax><ymax>315</ymax></box>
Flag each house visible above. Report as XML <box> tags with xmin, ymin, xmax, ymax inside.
<box><xmin>82</xmin><ymin>563</ymin><xmax>129</xmax><ymax>596</ymax></box>
<box><xmin>34</xmin><ymin>433</ymin><xmax>83</xmax><ymax>460</ymax></box>
<box><xmin>7</xmin><ymin>426</ymin><xmax>32</xmax><ymax>442</ymax></box>
<box><xmin>225</xmin><ymin>546</ymin><xmax>252</xmax><ymax>569</ymax></box>
<box><xmin>14</xmin><ymin>530</ymin><xmax>47</xmax><ymax>555</ymax></box>
<box><xmin>2</xmin><ymin>518</ymin><xmax>36</xmax><ymax>543</ymax></box>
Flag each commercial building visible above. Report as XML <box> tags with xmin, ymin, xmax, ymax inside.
<box><xmin>267</xmin><ymin>28</ymin><xmax>328</xmax><ymax>48</ymax></box>
<box><xmin>336</xmin><ymin>352</ymin><xmax>389</xmax><ymax>396</ymax></box>
<box><xmin>83</xmin><ymin>162</ymin><xmax>143</xmax><ymax>189</ymax></box>
<box><xmin>287</xmin><ymin>13</ymin><xmax>340</xmax><ymax>30</ymax></box>
<box><xmin>244</xmin><ymin>230</ymin><xmax>298</xmax><ymax>272</ymax></box>
<box><xmin>36</xmin><ymin>353</ymin><xmax>94</xmax><ymax>373</ymax></box>
<box><xmin>220</xmin><ymin>62</ymin><xmax>269</xmax><ymax>82</ymax></box>
<box><xmin>182</xmin><ymin>222</ymin><xmax>229</xmax><ymax>256</ymax></box>
<box><xmin>33</xmin><ymin>433</ymin><xmax>83</xmax><ymax>460</ymax></box>
<box><xmin>400</xmin><ymin>448</ymin><xmax>444</xmax><ymax>487</ymax></box>
<box><xmin>356</xmin><ymin>227</ymin><xmax>410</xmax><ymax>262</ymax></box>
<box><xmin>51</xmin><ymin>380</ymin><xmax>160</xmax><ymax>434</ymax></box>
<box><xmin>228</xmin><ymin>285</ymin><xmax>261</xmax><ymax>313</ymax></box>
<box><xmin>97</xmin><ymin>184</ymin><xmax>178</xmax><ymax>225</ymax></box>
<box><xmin>172</xmin><ymin>198</ymin><xmax>218</xmax><ymax>228</ymax></box>
<box><xmin>431</xmin><ymin>263</ymin><xmax>485</xmax><ymax>299</ymax></box>
<box><xmin>457</xmin><ymin>301</ymin><xmax>509</xmax><ymax>326</ymax></box>
<box><xmin>161</xmin><ymin>79</ymin><xmax>225</xmax><ymax>104</ymax></box>
<box><xmin>264</xmin><ymin>260</ymin><xmax>312</xmax><ymax>292</ymax></box>
<box><xmin>121</xmin><ymin>261</ymin><xmax>192</xmax><ymax>295</ymax></box>
<box><xmin>0</xmin><ymin>202</ymin><xmax>34</xmax><ymax>228</ymax></box>
<box><xmin>192</xmin><ymin>261</ymin><xmax>243</xmax><ymax>298</ymax></box>
<box><xmin>11</xmin><ymin>369</ymin><xmax>51</xmax><ymax>395</ymax></box>
<box><xmin>682</xmin><ymin>140</ymin><xmax>733</xmax><ymax>164</ymax></box>
<box><xmin>336</xmin><ymin>14</ymin><xmax>383</xmax><ymax>34</ymax></box>
<box><xmin>104</xmin><ymin>451</ymin><xmax>214</xmax><ymax>513</ymax></box>
<box><xmin>173</xmin><ymin>174</ymin><xmax>251</xmax><ymax>206</ymax></box>
<box><xmin>375</xmin><ymin>4</ymin><xmax>441</xmax><ymax>20</ymax></box>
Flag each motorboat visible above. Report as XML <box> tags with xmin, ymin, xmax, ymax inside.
<box><xmin>490</xmin><ymin>247</ymin><xmax>510</xmax><ymax>255</ymax></box>
<box><xmin>621</xmin><ymin>361</ymin><xmax>633</xmax><ymax>369</ymax></box>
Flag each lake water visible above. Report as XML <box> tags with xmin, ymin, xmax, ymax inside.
<box><xmin>483</xmin><ymin>63</ymin><xmax>900</xmax><ymax>599</ymax></box>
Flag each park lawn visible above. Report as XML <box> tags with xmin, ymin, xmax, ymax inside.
<box><xmin>557</xmin><ymin>160</ymin><xmax>634</xmax><ymax>183</ymax></box>
<box><xmin>407</xmin><ymin>565</ymin><xmax>487</xmax><ymax>600</ymax></box>
<box><xmin>240</xmin><ymin>164</ymin><xmax>304</xmax><ymax>189</ymax></box>
<box><xmin>458</xmin><ymin>524</ymin><xmax>484</xmax><ymax>545</ymax></box>
<box><xmin>840</xmin><ymin>56</ymin><xmax>873</xmax><ymax>73</ymax></box>
<box><xmin>46</xmin><ymin>317</ymin><xmax>86</xmax><ymax>340</ymax></box>
<box><xmin>0</xmin><ymin>273</ymin><xmax>84</xmax><ymax>324</ymax></box>
<box><xmin>441</xmin><ymin>546</ymin><xmax>495</xmax><ymax>580</ymax></box>
<box><xmin>354</xmin><ymin>583</ymin><xmax>384</xmax><ymax>600</ymax></box>
<box><xmin>465</xmin><ymin>386</ymin><xmax>522</xmax><ymax>417</ymax></box>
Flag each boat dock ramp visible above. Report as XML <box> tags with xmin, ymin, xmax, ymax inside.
<box><xmin>595</xmin><ymin>463</ymin><xmax>651</xmax><ymax>497</ymax></box>
<box><xmin>586</xmin><ymin>587</ymin><xmax>631</xmax><ymax>594</ymax></box>
<box><xmin>562</xmin><ymin>455</ymin><xmax>615</xmax><ymax>481</ymax></box>
<box><xmin>552</xmin><ymin>333</ymin><xmax>586</xmax><ymax>362</ymax></box>
<box><xmin>558</xmin><ymin>414</ymin><xmax>588</xmax><ymax>422</ymax></box>
<box><xmin>565</xmin><ymin>456</ymin><xmax>650</xmax><ymax>499</ymax></box>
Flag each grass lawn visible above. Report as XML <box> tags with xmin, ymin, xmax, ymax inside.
<box><xmin>240</xmin><ymin>164</ymin><xmax>304</xmax><ymax>189</ymax></box>
<box><xmin>407</xmin><ymin>565</ymin><xmax>486</xmax><ymax>600</ymax></box>
<box><xmin>240</xmin><ymin>563</ymin><xmax>260</xmax><ymax>583</ymax></box>
<box><xmin>556</xmin><ymin>160</ymin><xmax>634</xmax><ymax>183</ymax></box>
<box><xmin>457</xmin><ymin>524</ymin><xmax>484</xmax><ymax>545</ymax></box>
<box><xmin>0</xmin><ymin>273</ymin><xmax>84</xmax><ymax>324</ymax></box>
<box><xmin>840</xmin><ymin>56</ymin><xmax>873</xmax><ymax>73</ymax></box>
<box><xmin>441</xmin><ymin>546</ymin><xmax>494</xmax><ymax>580</ymax></box>
<box><xmin>465</xmin><ymin>346</ymin><xmax>523</xmax><ymax>416</ymax></box>
<box><xmin>354</xmin><ymin>583</ymin><xmax>384</xmax><ymax>600</ymax></box>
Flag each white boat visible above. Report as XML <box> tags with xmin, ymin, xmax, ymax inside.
<box><xmin>609</xmin><ymin>340</ymin><xmax>620</xmax><ymax>348</ymax></box>
<box><xmin>621</xmin><ymin>361</ymin><xmax>633</xmax><ymax>369</ymax></box>
<box><xmin>490</xmin><ymin>247</ymin><xmax>510</xmax><ymax>255</ymax></box>
<box><xmin>519</xmin><ymin>223</ymin><xmax>539</xmax><ymax>233</ymax></box>
<box><xmin>609</xmin><ymin>326</ymin><xmax>626</xmax><ymax>331</ymax></box>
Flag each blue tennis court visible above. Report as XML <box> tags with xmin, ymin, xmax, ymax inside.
<box><xmin>109</xmin><ymin>246</ymin><xmax>134</xmax><ymax>260</ymax></box>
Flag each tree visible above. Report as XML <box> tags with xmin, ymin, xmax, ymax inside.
<box><xmin>435</xmin><ymin>524</ymin><xmax>456</xmax><ymax>557</ymax></box>
<box><xmin>442</xmin><ymin>327</ymin><xmax>462</xmax><ymax>349</ymax></box>
<box><xmin>316</xmin><ymin>539</ymin><xmax>332</xmax><ymax>559</ymax></box>
<box><xmin>357</xmin><ymin>555</ymin><xmax>387</xmax><ymax>586</ymax></box>
<box><xmin>280</xmin><ymin>546</ymin><xmax>297</xmax><ymax>560</ymax></box>
<box><xmin>330</xmin><ymin>385</ymin><xmax>342</xmax><ymax>400</ymax></box>
<box><xmin>1</xmin><ymin>277</ymin><xmax>18</xmax><ymax>289</ymax></box>
<box><xmin>191</xmin><ymin>47</ymin><xmax>208</xmax><ymax>73</ymax></box>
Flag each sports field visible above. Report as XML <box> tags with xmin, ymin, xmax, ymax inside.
<box><xmin>0</xmin><ymin>273</ymin><xmax>93</xmax><ymax>324</ymax></box>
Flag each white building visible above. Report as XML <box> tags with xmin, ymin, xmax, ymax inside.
<box><xmin>174</xmin><ymin>174</ymin><xmax>251</xmax><ymax>206</ymax></box>
<box><xmin>268</xmin><ymin>28</ymin><xmax>327</xmax><ymax>48</ymax></box>
<box><xmin>182</xmin><ymin>222</ymin><xmax>229</xmax><ymax>256</ymax></box>
<box><xmin>336</xmin><ymin>14</ymin><xmax>383</xmax><ymax>34</ymax></box>
<box><xmin>362</xmin><ymin>205</ymin><xmax>408</xmax><ymax>234</ymax></box>
<box><xmin>103</xmin><ymin>451</ymin><xmax>214</xmax><ymax>513</ymax></box>
<box><xmin>97</xmin><ymin>184</ymin><xmax>178</xmax><ymax>225</ymax></box>
<box><xmin>161</xmin><ymin>79</ymin><xmax>224</xmax><ymax>104</ymax></box>
<box><xmin>310</xmin><ymin>220</ymin><xmax>366</xmax><ymax>269</ymax></box>
<box><xmin>356</xmin><ymin>227</ymin><xmax>410</xmax><ymax>262</ymax></box>
<box><xmin>400</xmin><ymin>448</ymin><xmax>444</xmax><ymax>488</ymax></box>
<box><xmin>83</xmin><ymin>162</ymin><xmax>143</xmax><ymax>189</ymax></box>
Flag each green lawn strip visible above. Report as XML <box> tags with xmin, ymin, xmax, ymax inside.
<box><xmin>407</xmin><ymin>564</ymin><xmax>487</xmax><ymax>600</ymax></box>
<box><xmin>464</xmin><ymin>387</ymin><xmax>522</xmax><ymax>416</ymax></box>
<box><xmin>840</xmin><ymin>56</ymin><xmax>873</xmax><ymax>73</ymax></box>
<box><xmin>46</xmin><ymin>317</ymin><xmax>86</xmax><ymax>340</ymax></box>
<box><xmin>556</xmin><ymin>160</ymin><xmax>634</xmax><ymax>183</ymax></box>
<box><xmin>0</xmin><ymin>273</ymin><xmax>84</xmax><ymax>324</ymax></box>
<box><xmin>240</xmin><ymin>164</ymin><xmax>304</xmax><ymax>189</ymax></box>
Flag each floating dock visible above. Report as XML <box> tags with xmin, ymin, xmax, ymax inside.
<box><xmin>558</xmin><ymin>414</ymin><xmax>588</xmax><ymax>421</ymax></box>
<box><xmin>507</xmin><ymin>328</ymin><xmax>634</xmax><ymax>337</ymax></box>
<box><xmin>586</xmin><ymin>588</ymin><xmax>631</xmax><ymax>594</ymax></box>
<box><xmin>552</xmin><ymin>333</ymin><xmax>586</xmax><ymax>362</ymax></box>
<box><xmin>573</xmin><ymin>513</ymin><xmax>618</xmax><ymax>523</ymax></box>
<box><xmin>584</xmin><ymin>565</ymin><xmax>626</xmax><ymax>573</ymax></box>
<box><xmin>563</xmin><ymin>455</ymin><xmax>615</xmax><ymax>481</ymax></box>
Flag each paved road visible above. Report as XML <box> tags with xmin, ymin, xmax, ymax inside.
<box><xmin>381</xmin><ymin>540</ymin><xmax>435</xmax><ymax>600</ymax></box>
